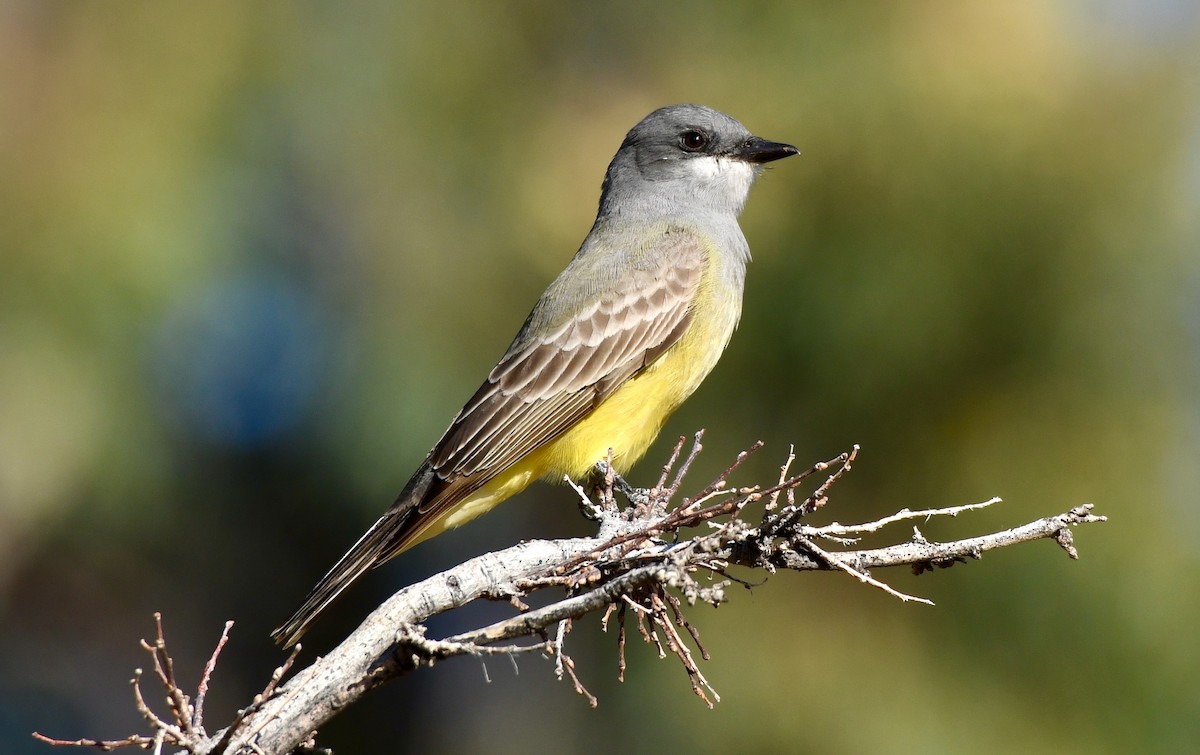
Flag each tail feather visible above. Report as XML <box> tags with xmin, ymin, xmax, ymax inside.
<box><xmin>270</xmin><ymin>517</ymin><xmax>394</xmax><ymax>647</ymax></box>
<box><xmin>271</xmin><ymin>464</ymin><xmax>437</xmax><ymax>647</ymax></box>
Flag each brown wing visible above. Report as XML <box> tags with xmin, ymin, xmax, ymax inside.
<box><xmin>421</xmin><ymin>233</ymin><xmax>706</xmax><ymax>509</ymax></box>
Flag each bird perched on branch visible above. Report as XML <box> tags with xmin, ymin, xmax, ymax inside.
<box><xmin>273</xmin><ymin>104</ymin><xmax>798</xmax><ymax>647</ymax></box>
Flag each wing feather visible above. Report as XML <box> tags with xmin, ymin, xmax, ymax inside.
<box><xmin>428</xmin><ymin>231</ymin><xmax>706</xmax><ymax>488</ymax></box>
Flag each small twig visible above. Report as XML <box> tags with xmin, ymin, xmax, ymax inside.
<box><xmin>31</xmin><ymin>732</ymin><xmax>153</xmax><ymax>751</ymax></box>
<box><xmin>398</xmin><ymin>624</ymin><xmax>549</xmax><ymax>662</ymax></box>
<box><xmin>810</xmin><ymin>444</ymin><xmax>858</xmax><ymax>503</ymax></box>
<box><xmin>138</xmin><ymin>613</ymin><xmax>195</xmax><ymax>739</ymax></box>
<box><xmin>681</xmin><ymin>439</ymin><xmax>763</xmax><ymax>509</ymax></box>
<box><xmin>668</xmin><ymin>430</ymin><xmax>706</xmax><ymax>495</ymax></box>
<box><xmin>616</xmin><ymin>604</ymin><xmax>628</xmax><ymax>682</ymax></box>
<box><xmin>804</xmin><ymin>498</ymin><xmax>1002</xmax><ymax>538</ymax></box>
<box><xmin>657</xmin><ymin>435</ymin><xmax>688</xmax><ymax>490</ymax></box>
<box><xmin>752</xmin><ymin>450</ymin><xmax>852</xmax><ymax>512</ymax></box>
<box><xmin>130</xmin><ymin>671</ymin><xmax>165</xmax><ymax>736</ymax></box>
<box><xmin>551</xmin><ymin>619</ymin><xmax>597</xmax><ymax>707</ymax></box>
<box><xmin>796</xmin><ymin>536</ymin><xmax>934</xmax><ymax>605</ymax></box>
<box><xmin>210</xmin><ymin>641</ymin><xmax>304</xmax><ymax>754</ymax></box>
<box><xmin>767</xmin><ymin>444</ymin><xmax>796</xmax><ymax>510</ymax></box>
<box><xmin>764</xmin><ymin>447</ymin><xmax>857</xmax><ymax>535</ymax></box>
<box><xmin>260</xmin><ymin>644</ymin><xmax>302</xmax><ymax>702</ymax></box>
<box><xmin>450</xmin><ymin>567</ymin><xmax>663</xmax><ymax>647</ymax></box>
<box><xmin>649</xmin><ymin>592</ymin><xmax>719</xmax><ymax>707</ymax></box>
<box><xmin>194</xmin><ymin>620</ymin><xmax>234</xmax><ymax>730</ymax></box>
<box><xmin>664</xmin><ymin>593</ymin><xmax>708</xmax><ymax>661</ymax></box>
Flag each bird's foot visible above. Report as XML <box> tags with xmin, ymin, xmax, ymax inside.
<box><xmin>592</xmin><ymin>460</ymin><xmax>650</xmax><ymax>510</ymax></box>
<box><xmin>577</xmin><ymin>491</ymin><xmax>605</xmax><ymax>522</ymax></box>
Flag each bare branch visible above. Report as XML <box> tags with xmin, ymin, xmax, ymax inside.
<box><xmin>34</xmin><ymin>436</ymin><xmax>1105</xmax><ymax>754</ymax></box>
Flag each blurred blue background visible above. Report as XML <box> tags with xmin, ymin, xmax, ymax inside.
<box><xmin>1</xmin><ymin>2</ymin><xmax>1197</xmax><ymax>752</ymax></box>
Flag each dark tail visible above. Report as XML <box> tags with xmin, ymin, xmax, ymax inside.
<box><xmin>271</xmin><ymin>464</ymin><xmax>437</xmax><ymax>647</ymax></box>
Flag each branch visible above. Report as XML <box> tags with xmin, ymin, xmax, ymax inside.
<box><xmin>33</xmin><ymin>435</ymin><xmax>1105</xmax><ymax>753</ymax></box>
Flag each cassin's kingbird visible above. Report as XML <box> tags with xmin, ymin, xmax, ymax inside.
<box><xmin>272</xmin><ymin>104</ymin><xmax>797</xmax><ymax>646</ymax></box>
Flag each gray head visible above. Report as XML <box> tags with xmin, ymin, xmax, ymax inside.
<box><xmin>598</xmin><ymin>104</ymin><xmax>797</xmax><ymax>219</ymax></box>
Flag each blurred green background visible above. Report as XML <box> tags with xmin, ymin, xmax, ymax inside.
<box><xmin>2</xmin><ymin>2</ymin><xmax>1197</xmax><ymax>753</ymax></box>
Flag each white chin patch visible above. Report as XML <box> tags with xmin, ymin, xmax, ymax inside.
<box><xmin>690</xmin><ymin>155</ymin><xmax>757</xmax><ymax>206</ymax></box>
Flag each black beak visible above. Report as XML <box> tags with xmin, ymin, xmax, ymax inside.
<box><xmin>734</xmin><ymin>137</ymin><xmax>799</xmax><ymax>164</ymax></box>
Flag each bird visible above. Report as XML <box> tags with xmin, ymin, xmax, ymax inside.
<box><xmin>272</xmin><ymin>104</ymin><xmax>798</xmax><ymax>647</ymax></box>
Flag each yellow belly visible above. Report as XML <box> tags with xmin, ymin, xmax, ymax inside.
<box><xmin>434</xmin><ymin>254</ymin><xmax>742</xmax><ymax>538</ymax></box>
<box><xmin>535</xmin><ymin>338</ymin><xmax>716</xmax><ymax>478</ymax></box>
<box><xmin>436</xmin><ymin>341</ymin><xmax>712</xmax><ymax>535</ymax></box>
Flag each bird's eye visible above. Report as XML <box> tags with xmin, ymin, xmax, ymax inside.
<box><xmin>679</xmin><ymin>130</ymin><xmax>708</xmax><ymax>152</ymax></box>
